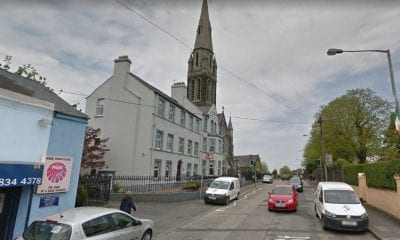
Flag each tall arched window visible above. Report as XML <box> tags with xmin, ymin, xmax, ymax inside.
<box><xmin>195</xmin><ymin>78</ymin><xmax>201</xmax><ymax>101</ymax></box>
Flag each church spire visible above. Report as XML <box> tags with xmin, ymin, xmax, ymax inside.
<box><xmin>187</xmin><ymin>0</ymin><xmax>217</xmax><ymax>108</ymax></box>
<box><xmin>194</xmin><ymin>0</ymin><xmax>213</xmax><ymax>52</ymax></box>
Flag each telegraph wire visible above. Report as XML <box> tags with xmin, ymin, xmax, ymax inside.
<box><xmin>58</xmin><ymin>88</ymin><xmax>311</xmax><ymax>124</ymax></box>
<box><xmin>114</xmin><ymin>0</ymin><xmax>306</xmax><ymax>113</ymax></box>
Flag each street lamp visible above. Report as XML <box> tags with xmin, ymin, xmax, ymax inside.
<box><xmin>327</xmin><ymin>48</ymin><xmax>399</xmax><ymax>115</ymax></box>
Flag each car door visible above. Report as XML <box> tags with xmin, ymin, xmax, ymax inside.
<box><xmin>110</xmin><ymin>213</ymin><xmax>142</xmax><ymax>240</ymax></box>
<box><xmin>81</xmin><ymin>215</ymin><xmax>118</xmax><ymax>240</ymax></box>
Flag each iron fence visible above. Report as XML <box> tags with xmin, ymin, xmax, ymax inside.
<box><xmin>78</xmin><ymin>175</ymin><xmax>111</xmax><ymax>206</ymax></box>
<box><xmin>111</xmin><ymin>175</ymin><xmax>215</xmax><ymax>194</ymax></box>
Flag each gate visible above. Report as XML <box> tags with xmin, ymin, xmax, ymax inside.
<box><xmin>78</xmin><ymin>176</ymin><xmax>111</xmax><ymax>206</ymax></box>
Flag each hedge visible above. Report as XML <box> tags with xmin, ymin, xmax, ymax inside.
<box><xmin>343</xmin><ymin>160</ymin><xmax>400</xmax><ymax>190</ymax></box>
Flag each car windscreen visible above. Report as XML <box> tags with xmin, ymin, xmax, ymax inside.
<box><xmin>22</xmin><ymin>221</ymin><xmax>72</xmax><ymax>240</ymax></box>
<box><xmin>272</xmin><ymin>187</ymin><xmax>293</xmax><ymax>195</ymax></box>
<box><xmin>264</xmin><ymin>175</ymin><xmax>272</xmax><ymax>178</ymax></box>
<box><xmin>324</xmin><ymin>190</ymin><xmax>360</xmax><ymax>204</ymax></box>
<box><xmin>209</xmin><ymin>180</ymin><xmax>230</xmax><ymax>189</ymax></box>
<box><xmin>289</xmin><ymin>179</ymin><xmax>300</xmax><ymax>184</ymax></box>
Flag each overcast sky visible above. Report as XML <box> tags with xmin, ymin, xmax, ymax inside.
<box><xmin>1</xmin><ymin>0</ymin><xmax>400</xmax><ymax>172</ymax></box>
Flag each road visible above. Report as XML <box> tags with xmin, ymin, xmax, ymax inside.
<box><xmin>138</xmin><ymin>180</ymin><xmax>377</xmax><ymax>240</ymax></box>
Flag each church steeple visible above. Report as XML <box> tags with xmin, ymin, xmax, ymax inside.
<box><xmin>194</xmin><ymin>0</ymin><xmax>213</xmax><ymax>52</ymax></box>
<box><xmin>187</xmin><ymin>0</ymin><xmax>217</xmax><ymax>108</ymax></box>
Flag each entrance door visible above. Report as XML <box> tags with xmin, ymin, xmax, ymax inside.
<box><xmin>176</xmin><ymin>160</ymin><xmax>182</xmax><ymax>181</ymax></box>
<box><xmin>0</xmin><ymin>187</ymin><xmax>22</xmax><ymax>240</ymax></box>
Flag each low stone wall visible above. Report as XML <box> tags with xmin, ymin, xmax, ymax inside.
<box><xmin>352</xmin><ymin>174</ymin><xmax>400</xmax><ymax>220</ymax></box>
<box><xmin>111</xmin><ymin>191</ymin><xmax>205</xmax><ymax>202</ymax></box>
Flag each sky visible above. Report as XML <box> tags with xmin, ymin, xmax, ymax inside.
<box><xmin>1</xmin><ymin>0</ymin><xmax>400</xmax><ymax>172</ymax></box>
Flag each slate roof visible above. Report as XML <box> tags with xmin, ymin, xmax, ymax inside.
<box><xmin>0</xmin><ymin>68</ymin><xmax>88</xmax><ymax>119</ymax></box>
<box><xmin>235</xmin><ymin>155</ymin><xmax>260</xmax><ymax>168</ymax></box>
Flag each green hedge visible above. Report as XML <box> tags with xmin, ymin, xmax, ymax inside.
<box><xmin>181</xmin><ymin>180</ymin><xmax>201</xmax><ymax>191</ymax></box>
<box><xmin>343</xmin><ymin>160</ymin><xmax>400</xmax><ymax>190</ymax></box>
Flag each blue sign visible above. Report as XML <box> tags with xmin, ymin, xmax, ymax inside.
<box><xmin>39</xmin><ymin>196</ymin><xmax>59</xmax><ymax>208</ymax></box>
<box><xmin>0</xmin><ymin>162</ymin><xmax>44</xmax><ymax>188</ymax></box>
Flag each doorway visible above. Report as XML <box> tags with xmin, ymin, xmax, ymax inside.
<box><xmin>0</xmin><ymin>187</ymin><xmax>22</xmax><ymax>240</ymax></box>
<box><xmin>176</xmin><ymin>160</ymin><xmax>182</xmax><ymax>181</ymax></box>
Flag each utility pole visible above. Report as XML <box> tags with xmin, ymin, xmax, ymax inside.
<box><xmin>318</xmin><ymin>116</ymin><xmax>328</xmax><ymax>181</ymax></box>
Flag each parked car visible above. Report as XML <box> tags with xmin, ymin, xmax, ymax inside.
<box><xmin>289</xmin><ymin>177</ymin><xmax>303</xmax><ymax>192</ymax></box>
<box><xmin>262</xmin><ymin>174</ymin><xmax>273</xmax><ymax>183</ymax></box>
<box><xmin>267</xmin><ymin>184</ymin><xmax>298</xmax><ymax>211</ymax></box>
<box><xmin>17</xmin><ymin>207</ymin><xmax>153</xmax><ymax>240</ymax></box>
<box><xmin>314</xmin><ymin>182</ymin><xmax>369</xmax><ymax>232</ymax></box>
<box><xmin>204</xmin><ymin>177</ymin><xmax>240</xmax><ymax>205</ymax></box>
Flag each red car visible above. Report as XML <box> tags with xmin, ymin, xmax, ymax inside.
<box><xmin>268</xmin><ymin>184</ymin><xmax>298</xmax><ymax>211</ymax></box>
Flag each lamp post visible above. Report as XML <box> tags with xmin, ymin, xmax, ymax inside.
<box><xmin>327</xmin><ymin>48</ymin><xmax>399</xmax><ymax>115</ymax></box>
<box><xmin>318</xmin><ymin>116</ymin><xmax>328</xmax><ymax>181</ymax></box>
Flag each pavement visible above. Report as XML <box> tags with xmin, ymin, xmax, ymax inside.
<box><xmin>306</xmin><ymin>180</ymin><xmax>400</xmax><ymax>240</ymax></box>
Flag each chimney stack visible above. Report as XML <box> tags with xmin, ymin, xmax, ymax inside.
<box><xmin>113</xmin><ymin>55</ymin><xmax>131</xmax><ymax>76</ymax></box>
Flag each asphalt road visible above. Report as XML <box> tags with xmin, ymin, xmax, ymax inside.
<box><xmin>140</xmin><ymin>180</ymin><xmax>378</xmax><ymax>240</ymax></box>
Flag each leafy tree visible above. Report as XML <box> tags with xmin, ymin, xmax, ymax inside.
<box><xmin>304</xmin><ymin>88</ymin><xmax>391</xmax><ymax>169</ymax></box>
<box><xmin>0</xmin><ymin>55</ymin><xmax>47</xmax><ymax>85</ymax></box>
<box><xmin>260</xmin><ymin>162</ymin><xmax>269</xmax><ymax>174</ymax></box>
<box><xmin>272</xmin><ymin>169</ymin><xmax>278</xmax><ymax>178</ymax></box>
<box><xmin>81</xmin><ymin>126</ymin><xmax>110</xmax><ymax>169</ymax></box>
<box><xmin>335</xmin><ymin>158</ymin><xmax>351</xmax><ymax>167</ymax></box>
<box><xmin>279</xmin><ymin>165</ymin><xmax>291</xmax><ymax>175</ymax></box>
<box><xmin>0</xmin><ymin>55</ymin><xmax>12</xmax><ymax>70</ymax></box>
<box><xmin>380</xmin><ymin>112</ymin><xmax>400</xmax><ymax>161</ymax></box>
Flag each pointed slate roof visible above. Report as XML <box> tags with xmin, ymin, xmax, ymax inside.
<box><xmin>194</xmin><ymin>0</ymin><xmax>213</xmax><ymax>52</ymax></box>
<box><xmin>0</xmin><ymin>68</ymin><xmax>88</xmax><ymax>119</ymax></box>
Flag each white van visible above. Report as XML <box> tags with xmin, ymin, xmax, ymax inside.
<box><xmin>314</xmin><ymin>182</ymin><xmax>369</xmax><ymax>232</ymax></box>
<box><xmin>204</xmin><ymin>177</ymin><xmax>240</xmax><ymax>205</ymax></box>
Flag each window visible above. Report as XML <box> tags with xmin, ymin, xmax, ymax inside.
<box><xmin>218</xmin><ymin>140</ymin><xmax>222</xmax><ymax>154</ymax></box>
<box><xmin>187</xmin><ymin>140</ymin><xmax>193</xmax><ymax>155</ymax></box>
<box><xmin>23</xmin><ymin>221</ymin><xmax>72</xmax><ymax>240</ymax></box>
<box><xmin>157</xmin><ymin>97</ymin><xmax>165</xmax><ymax>117</ymax></box>
<box><xmin>202</xmin><ymin>160</ymin><xmax>206</xmax><ymax>176</ymax></box>
<box><xmin>196</xmin><ymin>52</ymin><xmax>199</xmax><ymax>66</ymax></box>
<box><xmin>110</xmin><ymin>213</ymin><xmax>136</xmax><ymax>230</ymax></box>
<box><xmin>218</xmin><ymin>161</ymin><xmax>221</xmax><ymax>176</ymax></box>
<box><xmin>195</xmin><ymin>119</ymin><xmax>200</xmax><ymax>132</ymax></box>
<box><xmin>194</xmin><ymin>164</ymin><xmax>198</xmax><ymax>176</ymax></box>
<box><xmin>189</xmin><ymin>115</ymin><xmax>194</xmax><ymax>130</ymax></box>
<box><xmin>155</xmin><ymin>130</ymin><xmax>164</xmax><ymax>150</ymax></box>
<box><xmin>194</xmin><ymin>142</ymin><xmax>199</xmax><ymax>156</ymax></box>
<box><xmin>203</xmin><ymin>118</ymin><xmax>208</xmax><ymax>131</ymax></box>
<box><xmin>154</xmin><ymin>160</ymin><xmax>162</xmax><ymax>178</ymax></box>
<box><xmin>179</xmin><ymin>138</ymin><xmax>184</xmax><ymax>154</ymax></box>
<box><xmin>195</xmin><ymin>79</ymin><xmax>201</xmax><ymax>100</ymax></box>
<box><xmin>95</xmin><ymin>98</ymin><xmax>105</xmax><ymax>116</ymax></box>
<box><xmin>186</xmin><ymin>163</ymin><xmax>192</xmax><ymax>177</ymax></box>
<box><xmin>211</xmin><ymin>120</ymin><xmax>214</xmax><ymax>133</ymax></box>
<box><xmin>169</xmin><ymin>105</ymin><xmax>175</xmax><ymax>121</ymax></box>
<box><xmin>82</xmin><ymin>215</ymin><xmax>112</xmax><ymax>237</ymax></box>
<box><xmin>167</xmin><ymin>134</ymin><xmax>174</xmax><ymax>152</ymax></box>
<box><xmin>165</xmin><ymin>161</ymin><xmax>172</xmax><ymax>178</ymax></box>
<box><xmin>209</xmin><ymin>161</ymin><xmax>214</xmax><ymax>175</ymax></box>
<box><xmin>209</xmin><ymin>138</ymin><xmax>216</xmax><ymax>152</ymax></box>
<box><xmin>180</xmin><ymin>110</ymin><xmax>186</xmax><ymax>126</ymax></box>
<box><xmin>202</xmin><ymin>137</ymin><xmax>207</xmax><ymax>152</ymax></box>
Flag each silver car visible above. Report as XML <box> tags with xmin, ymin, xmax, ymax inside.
<box><xmin>18</xmin><ymin>207</ymin><xmax>153</xmax><ymax>240</ymax></box>
<box><xmin>262</xmin><ymin>175</ymin><xmax>273</xmax><ymax>183</ymax></box>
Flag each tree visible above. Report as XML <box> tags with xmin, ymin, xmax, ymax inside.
<box><xmin>260</xmin><ymin>162</ymin><xmax>269</xmax><ymax>174</ymax></box>
<box><xmin>0</xmin><ymin>55</ymin><xmax>47</xmax><ymax>85</ymax></box>
<box><xmin>380</xmin><ymin>112</ymin><xmax>400</xmax><ymax>161</ymax></box>
<box><xmin>272</xmin><ymin>169</ymin><xmax>278</xmax><ymax>178</ymax></box>
<box><xmin>279</xmin><ymin>165</ymin><xmax>291</xmax><ymax>175</ymax></box>
<box><xmin>304</xmin><ymin>88</ymin><xmax>391</xmax><ymax>168</ymax></box>
<box><xmin>81</xmin><ymin>126</ymin><xmax>109</xmax><ymax>169</ymax></box>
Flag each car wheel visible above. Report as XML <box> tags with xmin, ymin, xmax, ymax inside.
<box><xmin>225</xmin><ymin>196</ymin><xmax>229</xmax><ymax>205</ymax></box>
<box><xmin>321</xmin><ymin>215</ymin><xmax>327</xmax><ymax>230</ymax></box>
<box><xmin>314</xmin><ymin>204</ymin><xmax>318</xmax><ymax>218</ymax></box>
<box><xmin>142</xmin><ymin>230</ymin><xmax>152</xmax><ymax>240</ymax></box>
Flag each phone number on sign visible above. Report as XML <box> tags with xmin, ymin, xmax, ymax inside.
<box><xmin>0</xmin><ymin>177</ymin><xmax>42</xmax><ymax>187</ymax></box>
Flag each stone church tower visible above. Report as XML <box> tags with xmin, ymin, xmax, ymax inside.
<box><xmin>187</xmin><ymin>0</ymin><xmax>217</xmax><ymax>107</ymax></box>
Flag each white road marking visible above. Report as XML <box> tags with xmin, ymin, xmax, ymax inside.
<box><xmin>276</xmin><ymin>236</ymin><xmax>311</xmax><ymax>239</ymax></box>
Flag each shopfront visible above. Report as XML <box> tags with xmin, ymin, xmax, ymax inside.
<box><xmin>0</xmin><ymin>162</ymin><xmax>44</xmax><ymax>240</ymax></box>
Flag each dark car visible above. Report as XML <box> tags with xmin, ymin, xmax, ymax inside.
<box><xmin>289</xmin><ymin>177</ymin><xmax>303</xmax><ymax>192</ymax></box>
<box><xmin>281</xmin><ymin>174</ymin><xmax>291</xmax><ymax>181</ymax></box>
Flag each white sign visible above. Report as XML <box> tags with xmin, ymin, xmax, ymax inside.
<box><xmin>36</xmin><ymin>156</ymin><xmax>73</xmax><ymax>194</ymax></box>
